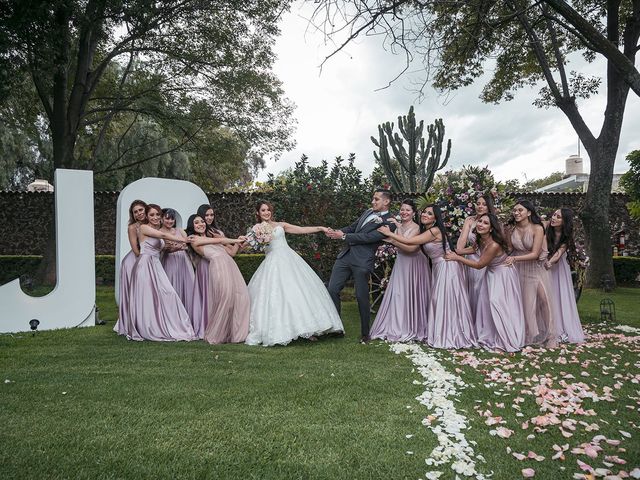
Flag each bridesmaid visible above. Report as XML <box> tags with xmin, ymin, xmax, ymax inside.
<box><xmin>114</xmin><ymin>199</ymin><xmax>146</xmax><ymax>339</ymax></box>
<box><xmin>159</xmin><ymin>208</ymin><xmax>196</xmax><ymax>331</ymax></box>
<box><xmin>128</xmin><ymin>204</ymin><xmax>196</xmax><ymax>341</ymax></box>
<box><xmin>545</xmin><ymin>208</ymin><xmax>585</xmax><ymax>343</ymax></box>
<box><xmin>190</xmin><ymin>204</ymin><xmax>217</xmax><ymax>334</ymax></box>
<box><xmin>188</xmin><ymin>214</ymin><xmax>250</xmax><ymax>344</ymax></box>
<box><xmin>379</xmin><ymin>204</ymin><xmax>477</xmax><ymax>349</ymax></box>
<box><xmin>370</xmin><ymin>199</ymin><xmax>430</xmax><ymax>342</ymax></box>
<box><xmin>446</xmin><ymin>214</ymin><xmax>525</xmax><ymax>352</ymax></box>
<box><xmin>505</xmin><ymin>200</ymin><xmax>557</xmax><ymax>348</ymax></box>
<box><xmin>456</xmin><ymin>194</ymin><xmax>497</xmax><ymax>318</ymax></box>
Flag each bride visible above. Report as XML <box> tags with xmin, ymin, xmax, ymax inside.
<box><xmin>245</xmin><ymin>200</ymin><xmax>344</xmax><ymax>346</ymax></box>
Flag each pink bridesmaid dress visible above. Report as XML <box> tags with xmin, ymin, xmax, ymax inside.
<box><xmin>549</xmin><ymin>252</ymin><xmax>585</xmax><ymax>343</ymax></box>
<box><xmin>202</xmin><ymin>244</ymin><xmax>250</xmax><ymax>344</ymax></box>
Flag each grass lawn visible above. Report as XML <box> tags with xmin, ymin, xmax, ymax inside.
<box><xmin>1</xmin><ymin>287</ymin><xmax>639</xmax><ymax>479</ymax></box>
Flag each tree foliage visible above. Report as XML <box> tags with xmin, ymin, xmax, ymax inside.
<box><xmin>620</xmin><ymin>149</ymin><xmax>640</xmax><ymax>219</ymax></box>
<box><xmin>310</xmin><ymin>0</ymin><xmax>640</xmax><ymax>287</ymax></box>
<box><xmin>0</xmin><ymin>0</ymin><xmax>296</xmax><ymax>182</ymax></box>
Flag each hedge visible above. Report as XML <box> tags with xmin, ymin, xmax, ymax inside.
<box><xmin>613</xmin><ymin>256</ymin><xmax>640</xmax><ymax>285</ymax></box>
<box><xmin>0</xmin><ymin>254</ymin><xmax>265</xmax><ymax>286</ymax></box>
<box><xmin>2</xmin><ymin>255</ymin><xmax>636</xmax><ymax>287</ymax></box>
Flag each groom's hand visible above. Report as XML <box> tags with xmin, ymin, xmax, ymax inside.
<box><xmin>326</xmin><ymin>228</ymin><xmax>344</xmax><ymax>240</ymax></box>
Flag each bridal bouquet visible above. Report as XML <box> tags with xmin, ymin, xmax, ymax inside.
<box><xmin>245</xmin><ymin>222</ymin><xmax>274</xmax><ymax>253</ymax></box>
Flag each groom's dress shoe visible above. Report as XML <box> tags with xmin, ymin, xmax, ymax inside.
<box><xmin>359</xmin><ymin>336</ymin><xmax>370</xmax><ymax>344</ymax></box>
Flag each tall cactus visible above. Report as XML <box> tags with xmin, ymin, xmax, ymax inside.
<box><xmin>371</xmin><ymin>106</ymin><xmax>452</xmax><ymax>193</ymax></box>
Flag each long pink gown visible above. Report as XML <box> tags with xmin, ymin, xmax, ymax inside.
<box><xmin>465</xmin><ymin>230</ymin><xmax>486</xmax><ymax>319</ymax></box>
<box><xmin>549</xmin><ymin>251</ymin><xmax>585</xmax><ymax>343</ymax></box>
<box><xmin>511</xmin><ymin>227</ymin><xmax>557</xmax><ymax>348</ymax></box>
<box><xmin>370</xmin><ymin>223</ymin><xmax>431</xmax><ymax>342</ymax></box>
<box><xmin>128</xmin><ymin>237</ymin><xmax>197</xmax><ymax>341</ymax></box>
<box><xmin>202</xmin><ymin>244</ymin><xmax>250</xmax><ymax>344</ymax></box>
<box><xmin>423</xmin><ymin>241</ymin><xmax>478</xmax><ymax>349</ymax></box>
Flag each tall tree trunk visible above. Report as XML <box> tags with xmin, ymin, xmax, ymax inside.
<box><xmin>580</xmin><ymin>144</ymin><xmax>617</xmax><ymax>288</ymax></box>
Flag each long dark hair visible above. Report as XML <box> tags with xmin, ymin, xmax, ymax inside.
<box><xmin>515</xmin><ymin>199</ymin><xmax>544</xmax><ymax>228</ymax></box>
<box><xmin>421</xmin><ymin>203</ymin><xmax>449</xmax><ymax>254</ymax></box>
<box><xmin>196</xmin><ymin>204</ymin><xmax>221</xmax><ymax>237</ymax></box>
<box><xmin>477</xmin><ymin>193</ymin><xmax>497</xmax><ymax>216</ymax></box>
<box><xmin>476</xmin><ymin>213</ymin><xmax>509</xmax><ymax>253</ymax></box>
<box><xmin>185</xmin><ymin>214</ymin><xmax>202</xmax><ymax>237</ymax></box>
<box><xmin>128</xmin><ymin>200</ymin><xmax>147</xmax><ymax>225</ymax></box>
<box><xmin>546</xmin><ymin>208</ymin><xmax>575</xmax><ymax>257</ymax></box>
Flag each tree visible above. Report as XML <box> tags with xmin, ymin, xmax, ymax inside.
<box><xmin>620</xmin><ymin>150</ymin><xmax>640</xmax><ymax>219</ymax></box>
<box><xmin>310</xmin><ymin>0</ymin><xmax>640</xmax><ymax>288</ymax></box>
<box><xmin>1</xmin><ymin>0</ymin><xmax>295</xmax><ymax>282</ymax></box>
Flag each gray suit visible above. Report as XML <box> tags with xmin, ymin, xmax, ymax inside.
<box><xmin>327</xmin><ymin>209</ymin><xmax>396</xmax><ymax>337</ymax></box>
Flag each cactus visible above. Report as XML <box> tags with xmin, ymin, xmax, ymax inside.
<box><xmin>371</xmin><ymin>106</ymin><xmax>451</xmax><ymax>193</ymax></box>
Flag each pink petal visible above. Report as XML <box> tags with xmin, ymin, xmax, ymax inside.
<box><xmin>522</xmin><ymin>468</ymin><xmax>535</xmax><ymax>478</ymax></box>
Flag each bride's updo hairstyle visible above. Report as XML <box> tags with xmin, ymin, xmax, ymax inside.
<box><xmin>255</xmin><ymin>200</ymin><xmax>275</xmax><ymax>223</ymax></box>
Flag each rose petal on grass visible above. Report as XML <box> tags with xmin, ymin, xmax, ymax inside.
<box><xmin>522</xmin><ymin>468</ymin><xmax>535</xmax><ymax>478</ymax></box>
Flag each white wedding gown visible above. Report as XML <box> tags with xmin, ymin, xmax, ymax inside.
<box><xmin>246</xmin><ymin>226</ymin><xmax>344</xmax><ymax>346</ymax></box>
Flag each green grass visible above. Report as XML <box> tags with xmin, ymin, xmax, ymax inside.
<box><xmin>1</xmin><ymin>288</ymin><xmax>638</xmax><ymax>479</ymax></box>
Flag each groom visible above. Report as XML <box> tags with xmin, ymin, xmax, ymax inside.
<box><xmin>326</xmin><ymin>188</ymin><xmax>396</xmax><ymax>343</ymax></box>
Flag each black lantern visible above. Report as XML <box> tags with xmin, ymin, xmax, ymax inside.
<box><xmin>95</xmin><ymin>305</ymin><xmax>105</xmax><ymax>326</ymax></box>
<box><xmin>29</xmin><ymin>319</ymin><xmax>40</xmax><ymax>336</ymax></box>
<box><xmin>599</xmin><ymin>298</ymin><xmax>616</xmax><ymax>322</ymax></box>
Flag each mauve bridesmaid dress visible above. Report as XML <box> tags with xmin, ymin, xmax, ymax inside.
<box><xmin>113</xmin><ymin>249</ymin><xmax>142</xmax><ymax>340</ymax></box>
<box><xmin>549</xmin><ymin>251</ymin><xmax>585</xmax><ymax>343</ymax></box>
<box><xmin>160</xmin><ymin>229</ymin><xmax>195</xmax><ymax>322</ymax></box>
<box><xmin>465</xmin><ymin>230</ymin><xmax>487</xmax><ymax>319</ymax></box>
<box><xmin>370</xmin><ymin>223</ymin><xmax>431</xmax><ymax>342</ymax></box>
<box><xmin>475</xmin><ymin>252</ymin><xmax>526</xmax><ymax>352</ymax></box>
<box><xmin>423</xmin><ymin>241</ymin><xmax>478</xmax><ymax>349</ymax></box>
<box><xmin>189</xmin><ymin>256</ymin><xmax>210</xmax><ymax>339</ymax></box>
<box><xmin>128</xmin><ymin>237</ymin><xmax>196</xmax><ymax>341</ymax></box>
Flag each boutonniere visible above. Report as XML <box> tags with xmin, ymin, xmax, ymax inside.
<box><xmin>372</xmin><ymin>215</ymin><xmax>384</xmax><ymax>224</ymax></box>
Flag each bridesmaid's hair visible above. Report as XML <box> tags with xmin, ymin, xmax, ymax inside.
<box><xmin>546</xmin><ymin>208</ymin><xmax>575</xmax><ymax>257</ymax></box>
<box><xmin>185</xmin><ymin>214</ymin><xmax>202</xmax><ymax>237</ymax></box>
<box><xmin>421</xmin><ymin>203</ymin><xmax>449</xmax><ymax>254</ymax></box>
<box><xmin>143</xmin><ymin>204</ymin><xmax>162</xmax><ymax>224</ymax></box>
<box><xmin>161</xmin><ymin>208</ymin><xmax>177</xmax><ymax>226</ymax></box>
<box><xmin>255</xmin><ymin>200</ymin><xmax>275</xmax><ymax>223</ymax></box>
<box><xmin>477</xmin><ymin>193</ymin><xmax>497</xmax><ymax>216</ymax></box>
<box><xmin>515</xmin><ymin>199</ymin><xmax>544</xmax><ymax>228</ymax></box>
<box><xmin>196</xmin><ymin>203</ymin><xmax>221</xmax><ymax>236</ymax></box>
<box><xmin>127</xmin><ymin>199</ymin><xmax>147</xmax><ymax>225</ymax></box>
<box><xmin>476</xmin><ymin>213</ymin><xmax>509</xmax><ymax>253</ymax></box>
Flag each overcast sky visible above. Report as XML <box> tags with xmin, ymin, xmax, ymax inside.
<box><xmin>260</xmin><ymin>2</ymin><xmax>639</xmax><ymax>184</ymax></box>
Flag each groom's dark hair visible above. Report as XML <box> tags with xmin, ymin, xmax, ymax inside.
<box><xmin>374</xmin><ymin>188</ymin><xmax>392</xmax><ymax>201</ymax></box>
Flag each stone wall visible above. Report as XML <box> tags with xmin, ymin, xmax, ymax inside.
<box><xmin>0</xmin><ymin>190</ymin><xmax>637</xmax><ymax>256</ymax></box>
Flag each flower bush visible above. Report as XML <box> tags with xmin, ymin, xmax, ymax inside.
<box><xmin>418</xmin><ymin>165</ymin><xmax>514</xmax><ymax>236</ymax></box>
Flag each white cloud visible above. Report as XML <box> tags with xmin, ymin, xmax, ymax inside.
<box><xmin>264</xmin><ymin>3</ymin><xmax>640</xmax><ymax>183</ymax></box>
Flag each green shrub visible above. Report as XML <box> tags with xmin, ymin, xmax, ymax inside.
<box><xmin>234</xmin><ymin>254</ymin><xmax>265</xmax><ymax>282</ymax></box>
<box><xmin>0</xmin><ymin>255</ymin><xmax>41</xmax><ymax>285</ymax></box>
<box><xmin>613</xmin><ymin>256</ymin><xmax>640</xmax><ymax>285</ymax></box>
